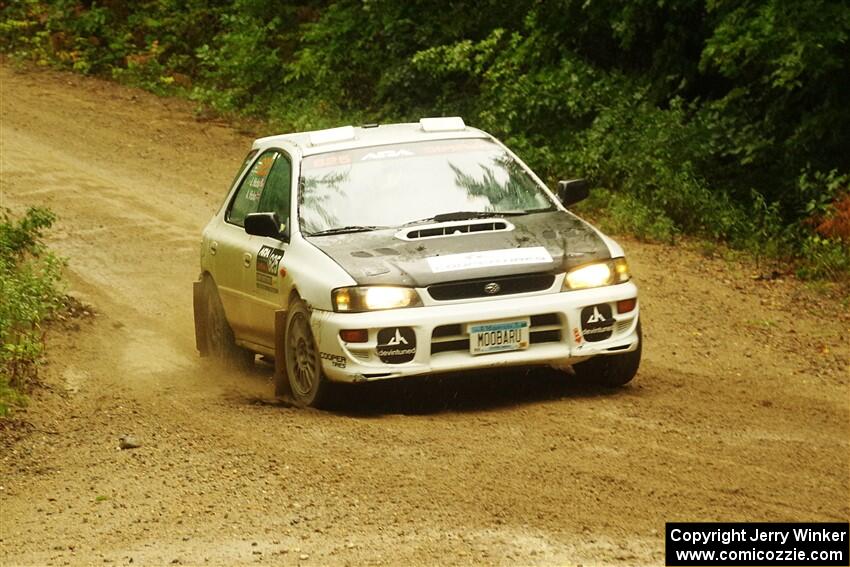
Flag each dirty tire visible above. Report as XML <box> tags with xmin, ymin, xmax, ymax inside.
<box><xmin>204</xmin><ymin>277</ymin><xmax>254</xmax><ymax>369</ymax></box>
<box><xmin>574</xmin><ymin>320</ymin><xmax>642</xmax><ymax>387</ymax></box>
<box><xmin>285</xmin><ymin>298</ymin><xmax>329</xmax><ymax>408</ymax></box>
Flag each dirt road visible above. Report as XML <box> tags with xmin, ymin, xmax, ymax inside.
<box><xmin>1</xmin><ymin>64</ymin><xmax>848</xmax><ymax>566</ymax></box>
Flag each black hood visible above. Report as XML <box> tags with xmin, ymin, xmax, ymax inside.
<box><xmin>306</xmin><ymin>211</ymin><xmax>611</xmax><ymax>286</ymax></box>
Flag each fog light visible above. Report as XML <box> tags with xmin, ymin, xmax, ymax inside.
<box><xmin>340</xmin><ymin>329</ymin><xmax>369</xmax><ymax>343</ymax></box>
<box><xmin>617</xmin><ymin>298</ymin><xmax>637</xmax><ymax>313</ymax></box>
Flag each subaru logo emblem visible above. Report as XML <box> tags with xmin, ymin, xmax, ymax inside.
<box><xmin>483</xmin><ymin>282</ymin><xmax>501</xmax><ymax>295</ymax></box>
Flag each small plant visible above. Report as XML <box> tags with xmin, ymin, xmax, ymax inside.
<box><xmin>0</xmin><ymin>207</ymin><xmax>64</xmax><ymax>416</ymax></box>
<box><xmin>796</xmin><ymin>235</ymin><xmax>850</xmax><ymax>281</ymax></box>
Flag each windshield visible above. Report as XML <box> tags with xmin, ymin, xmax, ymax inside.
<box><xmin>298</xmin><ymin>139</ymin><xmax>555</xmax><ymax>234</ymax></box>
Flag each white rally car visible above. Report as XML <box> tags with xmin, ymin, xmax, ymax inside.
<box><xmin>193</xmin><ymin>117</ymin><xmax>641</xmax><ymax>407</ymax></box>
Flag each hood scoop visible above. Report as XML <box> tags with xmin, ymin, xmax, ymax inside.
<box><xmin>397</xmin><ymin>218</ymin><xmax>514</xmax><ymax>241</ymax></box>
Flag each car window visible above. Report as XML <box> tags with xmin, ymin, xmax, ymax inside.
<box><xmin>229</xmin><ymin>149</ymin><xmax>258</xmax><ymax>191</ymax></box>
<box><xmin>257</xmin><ymin>153</ymin><xmax>292</xmax><ymax>226</ymax></box>
<box><xmin>227</xmin><ymin>151</ymin><xmax>281</xmax><ymax>227</ymax></box>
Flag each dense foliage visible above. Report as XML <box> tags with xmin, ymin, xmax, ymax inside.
<box><xmin>0</xmin><ymin>208</ymin><xmax>64</xmax><ymax>415</ymax></box>
<box><xmin>2</xmin><ymin>0</ymin><xmax>848</xmax><ymax>276</ymax></box>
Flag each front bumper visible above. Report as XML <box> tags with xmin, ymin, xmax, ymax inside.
<box><xmin>311</xmin><ymin>282</ymin><xmax>640</xmax><ymax>383</ymax></box>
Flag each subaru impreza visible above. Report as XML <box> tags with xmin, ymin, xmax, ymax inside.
<box><xmin>193</xmin><ymin>117</ymin><xmax>641</xmax><ymax>406</ymax></box>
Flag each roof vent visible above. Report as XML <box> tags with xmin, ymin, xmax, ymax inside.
<box><xmin>419</xmin><ymin>117</ymin><xmax>466</xmax><ymax>133</ymax></box>
<box><xmin>309</xmin><ymin>125</ymin><xmax>356</xmax><ymax>146</ymax></box>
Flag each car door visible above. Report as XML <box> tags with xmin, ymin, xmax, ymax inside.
<box><xmin>239</xmin><ymin>150</ymin><xmax>295</xmax><ymax>349</ymax></box>
<box><xmin>212</xmin><ymin>150</ymin><xmax>281</xmax><ymax>342</ymax></box>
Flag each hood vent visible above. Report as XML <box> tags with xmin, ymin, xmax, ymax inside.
<box><xmin>397</xmin><ymin>219</ymin><xmax>514</xmax><ymax>241</ymax></box>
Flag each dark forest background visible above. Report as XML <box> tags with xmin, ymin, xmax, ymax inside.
<box><xmin>3</xmin><ymin>0</ymin><xmax>848</xmax><ymax>277</ymax></box>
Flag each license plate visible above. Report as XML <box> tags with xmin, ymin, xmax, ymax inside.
<box><xmin>468</xmin><ymin>319</ymin><xmax>530</xmax><ymax>356</ymax></box>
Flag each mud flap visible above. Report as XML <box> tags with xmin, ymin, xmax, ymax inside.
<box><xmin>274</xmin><ymin>308</ymin><xmax>293</xmax><ymax>399</ymax></box>
<box><xmin>193</xmin><ymin>279</ymin><xmax>209</xmax><ymax>356</ymax></box>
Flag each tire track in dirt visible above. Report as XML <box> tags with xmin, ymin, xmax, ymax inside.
<box><xmin>1</xmin><ymin>65</ymin><xmax>848</xmax><ymax>566</ymax></box>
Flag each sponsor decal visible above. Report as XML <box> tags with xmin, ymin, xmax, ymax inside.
<box><xmin>426</xmin><ymin>247</ymin><xmax>553</xmax><ymax>273</ymax></box>
<box><xmin>320</xmin><ymin>352</ymin><xmax>346</xmax><ymax>369</ymax></box>
<box><xmin>256</xmin><ymin>246</ymin><xmax>285</xmax><ymax>292</ymax></box>
<box><xmin>255</xmin><ymin>155</ymin><xmax>274</xmax><ymax>176</ymax></box>
<box><xmin>376</xmin><ymin>327</ymin><xmax>416</xmax><ymax>363</ymax></box>
<box><xmin>586</xmin><ymin>307</ymin><xmax>607</xmax><ymax>324</ymax></box>
<box><xmin>420</xmin><ymin>140</ymin><xmax>493</xmax><ymax>155</ymax></box>
<box><xmin>384</xmin><ymin>328</ymin><xmax>409</xmax><ymax>346</ymax></box>
<box><xmin>246</xmin><ymin>155</ymin><xmax>275</xmax><ymax>190</ymax></box>
<box><xmin>257</xmin><ymin>246</ymin><xmax>284</xmax><ymax>275</ymax></box>
<box><xmin>580</xmin><ymin>304</ymin><xmax>614</xmax><ymax>342</ymax></box>
<box><xmin>361</xmin><ymin>149</ymin><xmax>415</xmax><ymax>161</ymax></box>
<box><xmin>305</xmin><ymin>141</ymin><xmax>497</xmax><ymax>171</ymax></box>
<box><xmin>309</xmin><ymin>154</ymin><xmax>352</xmax><ymax>168</ymax></box>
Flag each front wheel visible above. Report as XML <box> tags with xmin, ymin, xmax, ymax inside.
<box><xmin>284</xmin><ymin>298</ymin><xmax>329</xmax><ymax>407</ymax></box>
<box><xmin>573</xmin><ymin>320</ymin><xmax>642</xmax><ymax>387</ymax></box>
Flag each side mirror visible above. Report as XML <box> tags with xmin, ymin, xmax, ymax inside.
<box><xmin>557</xmin><ymin>178</ymin><xmax>589</xmax><ymax>207</ymax></box>
<box><xmin>245</xmin><ymin>212</ymin><xmax>286</xmax><ymax>240</ymax></box>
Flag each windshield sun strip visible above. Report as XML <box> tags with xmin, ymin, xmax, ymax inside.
<box><xmin>297</xmin><ymin>139</ymin><xmax>558</xmax><ymax>234</ymax></box>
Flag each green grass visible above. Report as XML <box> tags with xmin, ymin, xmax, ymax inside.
<box><xmin>0</xmin><ymin>207</ymin><xmax>64</xmax><ymax>417</ymax></box>
<box><xmin>0</xmin><ymin>376</ymin><xmax>28</xmax><ymax>417</ymax></box>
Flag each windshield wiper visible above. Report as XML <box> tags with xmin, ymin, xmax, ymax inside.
<box><xmin>308</xmin><ymin>225</ymin><xmax>387</xmax><ymax>236</ymax></box>
<box><xmin>403</xmin><ymin>207</ymin><xmax>556</xmax><ymax>226</ymax></box>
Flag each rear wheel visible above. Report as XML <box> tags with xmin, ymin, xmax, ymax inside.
<box><xmin>204</xmin><ymin>278</ymin><xmax>254</xmax><ymax>369</ymax></box>
<box><xmin>573</xmin><ymin>320</ymin><xmax>642</xmax><ymax>387</ymax></box>
<box><xmin>285</xmin><ymin>298</ymin><xmax>329</xmax><ymax>407</ymax></box>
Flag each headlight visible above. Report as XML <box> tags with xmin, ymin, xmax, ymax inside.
<box><xmin>563</xmin><ymin>258</ymin><xmax>630</xmax><ymax>290</ymax></box>
<box><xmin>332</xmin><ymin>286</ymin><xmax>422</xmax><ymax>312</ymax></box>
